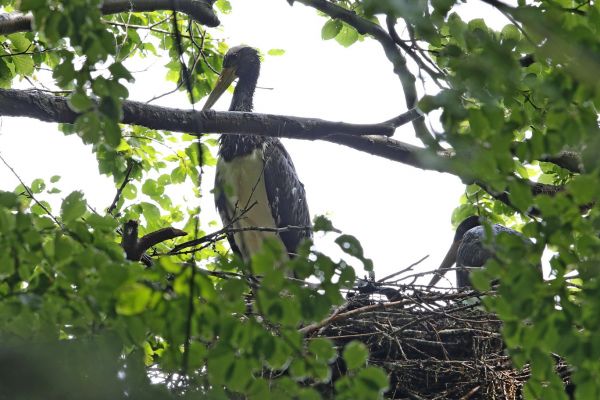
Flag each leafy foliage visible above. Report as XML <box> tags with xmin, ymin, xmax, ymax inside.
<box><xmin>0</xmin><ymin>0</ymin><xmax>599</xmax><ymax>398</ymax></box>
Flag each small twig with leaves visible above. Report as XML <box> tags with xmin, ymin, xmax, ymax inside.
<box><xmin>107</xmin><ymin>160</ymin><xmax>136</xmax><ymax>215</ymax></box>
<box><xmin>0</xmin><ymin>152</ymin><xmax>64</xmax><ymax>229</ymax></box>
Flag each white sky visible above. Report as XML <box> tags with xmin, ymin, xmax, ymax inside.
<box><xmin>0</xmin><ymin>0</ymin><xmax>512</xmax><ymax>285</ymax></box>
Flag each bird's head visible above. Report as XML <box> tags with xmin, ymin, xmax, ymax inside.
<box><xmin>453</xmin><ymin>215</ymin><xmax>482</xmax><ymax>241</ymax></box>
<box><xmin>202</xmin><ymin>45</ymin><xmax>260</xmax><ymax>110</ymax></box>
<box><xmin>427</xmin><ymin>215</ymin><xmax>482</xmax><ymax>288</ymax></box>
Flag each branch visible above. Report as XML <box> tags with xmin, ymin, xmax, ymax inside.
<box><xmin>107</xmin><ymin>160</ymin><xmax>135</xmax><ymax>215</ymax></box>
<box><xmin>0</xmin><ymin>0</ymin><xmax>219</xmax><ymax>35</ymax></box>
<box><xmin>0</xmin><ymin>88</ymin><xmax>412</xmax><ymax>138</ymax></box>
<box><xmin>0</xmin><ymin>88</ymin><xmax>572</xmax><ymax>211</ymax></box>
<box><xmin>539</xmin><ymin>151</ymin><xmax>583</xmax><ymax>174</ymax></box>
<box><xmin>288</xmin><ymin>0</ymin><xmax>441</xmax><ymax>150</ymax></box>
<box><xmin>0</xmin><ymin>152</ymin><xmax>64</xmax><ymax>229</ymax></box>
<box><xmin>121</xmin><ymin>220</ymin><xmax>187</xmax><ymax>265</ymax></box>
<box><xmin>385</xmin><ymin>16</ymin><xmax>445</xmax><ymax>83</ymax></box>
<box><xmin>170</xmin><ymin>225</ymin><xmax>311</xmax><ymax>254</ymax></box>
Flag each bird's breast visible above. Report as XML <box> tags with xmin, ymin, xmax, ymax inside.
<box><xmin>215</xmin><ymin>148</ymin><xmax>287</xmax><ymax>261</ymax></box>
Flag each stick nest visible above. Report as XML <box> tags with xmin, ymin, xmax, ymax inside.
<box><xmin>307</xmin><ymin>285</ymin><xmax>571</xmax><ymax>400</ymax></box>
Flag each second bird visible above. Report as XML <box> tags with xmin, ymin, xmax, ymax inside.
<box><xmin>203</xmin><ymin>45</ymin><xmax>311</xmax><ymax>264</ymax></box>
<box><xmin>427</xmin><ymin>216</ymin><xmax>540</xmax><ymax>289</ymax></box>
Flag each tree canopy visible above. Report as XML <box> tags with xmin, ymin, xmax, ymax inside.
<box><xmin>0</xmin><ymin>0</ymin><xmax>599</xmax><ymax>398</ymax></box>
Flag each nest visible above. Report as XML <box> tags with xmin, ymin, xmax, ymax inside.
<box><xmin>304</xmin><ymin>285</ymin><xmax>571</xmax><ymax>400</ymax></box>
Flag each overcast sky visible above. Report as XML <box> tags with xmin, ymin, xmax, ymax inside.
<box><xmin>0</xmin><ymin>1</ymin><xmax>512</xmax><ymax>285</ymax></box>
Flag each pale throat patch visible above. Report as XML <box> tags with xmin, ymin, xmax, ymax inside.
<box><xmin>216</xmin><ymin>147</ymin><xmax>289</xmax><ymax>262</ymax></box>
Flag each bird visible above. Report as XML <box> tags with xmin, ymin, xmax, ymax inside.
<box><xmin>427</xmin><ymin>215</ymin><xmax>540</xmax><ymax>289</ymax></box>
<box><xmin>202</xmin><ymin>45</ymin><xmax>311</xmax><ymax>266</ymax></box>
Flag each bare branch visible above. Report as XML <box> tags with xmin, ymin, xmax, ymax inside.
<box><xmin>170</xmin><ymin>225</ymin><xmax>311</xmax><ymax>254</ymax></box>
<box><xmin>0</xmin><ymin>0</ymin><xmax>219</xmax><ymax>35</ymax></box>
<box><xmin>121</xmin><ymin>220</ymin><xmax>187</xmax><ymax>265</ymax></box>
<box><xmin>0</xmin><ymin>88</ymin><xmax>412</xmax><ymax>138</ymax></box>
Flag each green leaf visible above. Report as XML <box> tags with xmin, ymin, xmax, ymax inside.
<box><xmin>321</xmin><ymin>19</ymin><xmax>343</xmax><ymax>40</ymax></box>
<box><xmin>13</xmin><ymin>54</ymin><xmax>34</xmax><ymax>76</ymax></box>
<box><xmin>30</xmin><ymin>178</ymin><xmax>45</xmax><ymax>194</ymax></box>
<box><xmin>309</xmin><ymin>338</ymin><xmax>336</xmax><ymax>362</ymax></box>
<box><xmin>335</xmin><ymin>24</ymin><xmax>359</xmax><ymax>47</ymax></box>
<box><xmin>216</xmin><ymin>0</ymin><xmax>232</xmax><ymax>13</ymax></box>
<box><xmin>141</xmin><ymin>179</ymin><xmax>164</xmax><ymax>197</ymax></box>
<box><xmin>0</xmin><ymin>191</ymin><xmax>18</xmax><ymax>208</ymax></box>
<box><xmin>357</xmin><ymin>366</ymin><xmax>389</xmax><ymax>392</ymax></box>
<box><xmin>0</xmin><ymin>253</ymin><xmax>16</xmax><ymax>279</ymax></box>
<box><xmin>335</xmin><ymin>234</ymin><xmax>373</xmax><ymax>270</ymax></box>
<box><xmin>343</xmin><ymin>341</ymin><xmax>369</xmax><ymax>370</ymax></box>
<box><xmin>68</xmin><ymin>91</ymin><xmax>93</xmax><ymax>112</ymax></box>
<box><xmin>268</xmin><ymin>48</ymin><xmax>285</xmax><ymax>56</ymax></box>
<box><xmin>8</xmin><ymin>33</ymin><xmax>32</xmax><ymax>52</ymax></box>
<box><xmin>60</xmin><ymin>191</ymin><xmax>86</xmax><ymax>223</ymax></box>
<box><xmin>313</xmin><ymin>215</ymin><xmax>335</xmax><ymax>232</ymax></box>
<box><xmin>109</xmin><ymin>62</ymin><xmax>134</xmax><ymax>82</ymax></box>
<box><xmin>116</xmin><ymin>283</ymin><xmax>152</xmax><ymax>316</ymax></box>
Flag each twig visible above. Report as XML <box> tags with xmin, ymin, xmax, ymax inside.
<box><xmin>169</xmin><ymin>225</ymin><xmax>312</xmax><ymax>254</ymax></box>
<box><xmin>290</xmin><ymin>0</ymin><xmax>441</xmax><ymax>150</ymax></box>
<box><xmin>107</xmin><ymin>160</ymin><xmax>135</xmax><ymax>215</ymax></box>
<box><xmin>378</xmin><ymin>255</ymin><xmax>430</xmax><ymax>283</ymax></box>
<box><xmin>0</xmin><ymin>152</ymin><xmax>64</xmax><ymax>229</ymax></box>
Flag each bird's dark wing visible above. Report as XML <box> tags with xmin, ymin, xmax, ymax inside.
<box><xmin>457</xmin><ymin>226</ymin><xmax>493</xmax><ymax>269</ymax></box>
<box><xmin>456</xmin><ymin>226</ymin><xmax>493</xmax><ymax>288</ymax></box>
<box><xmin>262</xmin><ymin>139</ymin><xmax>312</xmax><ymax>256</ymax></box>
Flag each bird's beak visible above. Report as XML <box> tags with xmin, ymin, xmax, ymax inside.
<box><xmin>202</xmin><ymin>67</ymin><xmax>238</xmax><ymax>110</ymax></box>
<box><xmin>427</xmin><ymin>240</ymin><xmax>460</xmax><ymax>287</ymax></box>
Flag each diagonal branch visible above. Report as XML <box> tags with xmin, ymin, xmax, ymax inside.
<box><xmin>0</xmin><ymin>0</ymin><xmax>219</xmax><ymax>35</ymax></box>
<box><xmin>288</xmin><ymin>0</ymin><xmax>441</xmax><ymax>150</ymax></box>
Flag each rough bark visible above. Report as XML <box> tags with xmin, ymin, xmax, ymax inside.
<box><xmin>0</xmin><ymin>0</ymin><xmax>219</xmax><ymax>35</ymax></box>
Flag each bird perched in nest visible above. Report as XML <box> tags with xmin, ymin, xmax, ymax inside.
<box><xmin>427</xmin><ymin>215</ymin><xmax>541</xmax><ymax>289</ymax></box>
<box><xmin>202</xmin><ymin>45</ymin><xmax>311</xmax><ymax>266</ymax></box>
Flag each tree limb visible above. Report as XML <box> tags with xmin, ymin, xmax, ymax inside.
<box><xmin>121</xmin><ymin>220</ymin><xmax>187</xmax><ymax>265</ymax></box>
<box><xmin>288</xmin><ymin>0</ymin><xmax>441</xmax><ymax>150</ymax></box>
<box><xmin>0</xmin><ymin>88</ymin><xmax>571</xmax><ymax>209</ymax></box>
<box><xmin>0</xmin><ymin>88</ymin><xmax>415</xmax><ymax>138</ymax></box>
<box><xmin>0</xmin><ymin>0</ymin><xmax>219</xmax><ymax>35</ymax></box>
<box><xmin>539</xmin><ymin>151</ymin><xmax>583</xmax><ymax>174</ymax></box>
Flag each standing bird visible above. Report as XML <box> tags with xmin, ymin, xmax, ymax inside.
<box><xmin>427</xmin><ymin>216</ymin><xmax>539</xmax><ymax>289</ymax></box>
<box><xmin>202</xmin><ymin>45</ymin><xmax>311</xmax><ymax>265</ymax></box>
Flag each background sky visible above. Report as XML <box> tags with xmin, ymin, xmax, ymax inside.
<box><xmin>0</xmin><ymin>0</ymin><xmax>511</xmax><ymax>285</ymax></box>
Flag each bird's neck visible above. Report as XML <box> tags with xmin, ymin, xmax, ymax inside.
<box><xmin>220</xmin><ymin>69</ymin><xmax>264</xmax><ymax>160</ymax></box>
<box><xmin>219</xmin><ymin>134</ymin><xmax>269</xmax><ymax>161</ymax></box>
<box><xmin>229</xmin><ymin>73</ymin><xmax>258</xmax><ymax>112</ymax></box>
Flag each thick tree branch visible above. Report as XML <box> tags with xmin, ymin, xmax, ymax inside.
<box><xmin>121</xmin><ymin>220</ymin><xmax>187</xmax><ymax>265</ymax></box>
<box><xmin>288</xmin><ymin>0</ymin><xmax>441</xmax><ymax>150</ymax></box>
<box><xmin>0</xmin><ymin>0</ymin><xmax>219</xmax><ymax>35</ymax></box>
<box><xmin>0</xmin><ymin>88</ymin><xmax>413</xmax><ymax>138</ymax></box>
<box><xmin>0</xmin><ymin>88</ymin><xmax>571</xmax><ymax>210</ymax></box>
<box><xmin>539</xmin><ymin>151</ymin><xmax>583</xmax><ymax>174</ymax></box>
